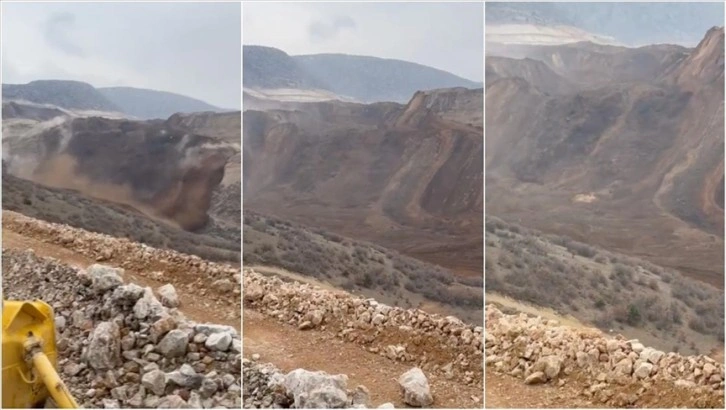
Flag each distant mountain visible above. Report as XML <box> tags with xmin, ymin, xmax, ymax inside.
<box><xmin>2</xmin><ymin>80</ymin><xmax>225</xmax><ymax>120</ymax></box>
<box><xmin>293</xmin><ymin>54</ymin><xmax>481</xmax><ymax>103</ymax></box>
<box><xmin>243</xmin><ymin>45</ymin><xmax>327</xmax><ymax>90</ymax></box>
<box><xmin>98</xmin><ymin>87</ymin><xmax>222</xmax><ymax>120</ymax></box>
<box><xmin>486</xmin><ymin>2</ymin><xmax>724</xmax><ymax>46</ymax></box>
<box><xmin>242</xmin><ymin>45</ymin><xmax>481</xmax><ymax>103</ymax></box>
<box><xmin>2</xmin><ymin>80</ymin><xmax>120</xmax><ymax>112</ymax></box>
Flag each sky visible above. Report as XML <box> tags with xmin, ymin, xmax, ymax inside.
<box><xmin>243</xmin><ymin>2</ymin><xmax>484</xmax><ymax>82</ymax></box>
<box><xmin>2</xmin><ymin>2</ymin><xmax>241</xmax><ymax>109</ymax></box>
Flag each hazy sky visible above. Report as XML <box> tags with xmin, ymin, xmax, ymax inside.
<box><xmin>243</xmin><ymin>2</ymin><xmax>484</xmax><ymax>82</ymax></box>
<box><xmin>2</xmin><ymin>2</ymin><xmax>241</xmax><ymax>109</ymax></box>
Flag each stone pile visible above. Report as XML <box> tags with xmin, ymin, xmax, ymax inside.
<box><xmin>3</xmin><ymin>248</ymin><xmax>241</xmax><ymax>408</ymax></box>
<box><xmin>243</xmin><ymin>358</ymin><xmax>402</xmax><ymax>409</ymax></box>
<box><xmin>5</xmin><ymin>211</ymin><xmax>240</xmax><ymax>299</ymax></box>
<box><xmin>485</xmin><ymin>304</ymin><xmax>724</xmax><ymax>407</ymax></box>
<box><xmin>243</xmin><ymin>268</ymin><xmax>483</xmax><ymax>386</ymax></box>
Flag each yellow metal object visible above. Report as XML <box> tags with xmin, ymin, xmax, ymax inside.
<box><xmin>2</xmin><ymin>300</ymin><xmax>79</xmax><ymax>408</ymax></box>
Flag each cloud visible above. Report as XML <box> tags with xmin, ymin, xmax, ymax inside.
<box><xmin>308</xmin><ymin>15</ymin><xmax>356</xmax><ymax>43</ymax></box>
<box><xmin>243</xmin><ymin>2</ymin><xmax>483</xmax><ymax>82</ymax></box>
<box><xmin>3</xmin><ymin>3</ymin><xmax>241</xmax><ymax>109</ymax></box>
<box><xmin>44</xmin><ymin>12</ymin><xmax>85</xmax><ymax>57</ymax></box>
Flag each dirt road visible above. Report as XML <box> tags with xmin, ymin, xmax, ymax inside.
<box><xmin>243</xmin><ymin>309</ymin><xmax>483</xmax><ymax>408</ymax></box>
<box><xmin>2</xmin><ymin>219</ymin><xmax>240</xmax><ymax>330</ymax></box>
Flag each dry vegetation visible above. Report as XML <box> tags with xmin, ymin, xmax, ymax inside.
<box><xmin>2</xmin><ymin>172</ymin><xmax>240</xmax><ymax>263</ymax></box>
<box><xmin>486</xmin><ymin>216</ymin><xmax>724</xmax><ymax>355</ymax></box>
<box><xmin>243</xmin><ymin>210</ymin><xmax>482</xmax><ymax>324</ymax></box>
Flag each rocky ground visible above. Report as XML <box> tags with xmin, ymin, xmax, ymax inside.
<box><xmin>3</xmin><ymin>249</ymin><xmax>241</xmax><ymax>408</ymax></box>
<box><xmin>242</xmin><ymin>268</ymin><xmax>483</xmax><ymax>408</ymax></box>
<box><xmin>2</xmin><ymin>210</ymin><xmax>240</xmax><ymax>327</ymax></box>
<box><xmin>485</xmin><ymin>304</ymin><xmax>725</xmax><ymax>408</ymax></box>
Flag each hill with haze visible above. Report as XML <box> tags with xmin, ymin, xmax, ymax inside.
<box><xmin>243</xmin><ymin>45</ymin><xmax>481</xmax><ymax>103</ymax></box>
<box><xmin>486</xmin><ymin>23</ymin><xmax>724</xmax><ymax>371</ymax></box>
<box><xmin>98</xmin><ymin>87</ymin><xmax>223</xmax><ymax>119</ymax></box>
<box><xmin>486</xmin><ymin>2</ymin><xmax>724</xmax><ymax>46</ymax></box>
<box><xmin>3</xmin><ymin>80</ymin><xmax>225</xmax><ymax>120</ymax></box>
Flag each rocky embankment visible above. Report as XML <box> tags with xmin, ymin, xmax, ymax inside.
<box><xmin>3</xmin><ymin>211</ymin><xmax>240</xmax><ymax>322</ymax></box>
<box><xmin>485</xmin><ymin>305</ymin><xmax>724</xmax><ymax>408</ymax></box>
<box><xmin>243</xmin><ymin>268</ymin><xmax>483</xmax><ymax>394</ymax></box>
<box><xmin>3</xmin><ymin>248</ymin><xmax>241</xmax><ymax>408</ymax></box>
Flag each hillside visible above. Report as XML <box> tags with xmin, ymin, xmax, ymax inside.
<box><xmin>242</xmin><ymin>45</ymin><xmax>481</xmax><ymax>103</ymax></box>
<box><xmin>244</xmin><ymin>210</ymin><xmax>482</xmax><ymax>324</ymax></box>
<box><xmin>294</xmin><ymin>54</ymin><xmax>481</xmax><ymax>103</ymax></box>
<box><xmin>243</xmin><ymin>45</ymin><xmax>328</xmax><ymax>90</ymax></box>
<box><xmin>2</xmin><ymin>80</ymin><xmax>224</xmax><ymax>120</ymax></box>
<box><xmin>486</xmin><ymin>27</ymin><xmax>724</xmax><ymax>285</ymax></box>
<box><xmin>2</xmin><ymin>212</ymin><xmax>241</xmax><ymax>408</ymax></box>
<box><xmin>486</xmin><ymin>216</ymin><xmax>723</xmax><ymax>356</ymax></box>
<box><xmin>98</xmin><ymin>87</ymin><xmax>223</xmax><ymax>120</ymax></box>
<box><xmin>2</xmin><ymin>104</ymin><xmax>241</xmax><ymax>262</ymax></box>
<box><xmin>243</xmin><ymin>87</ymin><xmax>483</xmax><ymax>279</ymax></box>
<box><xmin>2</xmin><ymin>80</ymin><xmax>121</xmax><ymax>112</ymax></box>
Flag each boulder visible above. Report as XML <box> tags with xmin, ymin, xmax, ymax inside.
<box><xmin>88</xmin><ymin>264</ymin><xmax>123</xmax><ymax>292</ymax></box>
<box><xmin>157</xmin><ymin>284</ymin><xmax>180</xmax><ymax>308</ymax></box>
<box><xmin>157</xmin><ymin>329</ymin><xmax>188</xmax><ymax>358</ymax></box>
<box><xmin>85</xmin><ymin>322</ymin><xmax>121</xmax><ymax>370</ymax></box>
<box><xmin>397</xmin><ymin>367</ymin><xmax>433</xmax><ymax>407</ymax></box>
<box><xmin>284</xmin><ymin>368</ymin><xmax>349</xmax><ymax>408</ymax></box>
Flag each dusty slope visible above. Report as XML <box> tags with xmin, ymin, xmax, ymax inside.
<box><xmin>486</xmin><ymin>27</ymin><xmax>724</xmax><ymax>284</ymax></box>
<box><xmin>243</xmin><ymin>87</ymin><xmax>483</xmax><ymax>278</ymax></box>
<box><xmin>4</xmin><ymin>105</ymin><xmax>241</xmax><ymax>240</ymax></box>
<box><xmin>243</xmin><ymin>268</ymin><xmax>483</xmax><ymax>408</ymax></box>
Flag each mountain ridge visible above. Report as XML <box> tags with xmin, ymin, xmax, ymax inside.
<box><xmin>2</xmin><ymin>79</ymin><xmax>225</xmax><ymax>120</ymax></box>
<box><xmin>243</xmin><ymin>45</ymin><xmax>481</xmax><ymax>103</ymax></box>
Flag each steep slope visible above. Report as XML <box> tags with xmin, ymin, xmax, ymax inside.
<box><xmin>486</xmin><ymin>28</ymin><xmax>724</xmax><ymax>285</ymax></box>
<box><xmin>243</xmin><ymin>87</ymin><xmax>483</xmax><ymax>277</ymax></box>
<box><xmin>165</xmin><ymin>111</ymin><xmax>241</xmax><ymax>227</ymax></box>
<box><xmin>293</xmin><ymin>54</ymin><xmax>481</xmax><ymax>103</ymax></box>
<box><xmin>485</xmin><ymin>56</ymin><xmax>574</xmax><ymax>94</ymax></box>
<box><xmin>486</xmin><ymin>41</ymin><xmax>689</xmax><ymax>89</ymax></box>
<box><xmin>3</xmin><ymin>112</ymin><xmax>238</xmax><ymax>232</ymax></box>
<box><xmin>2</xmin><ymin>80</ymin><xmax>120</xmax><ymax>112</ymax></box>
<box><xmin>98</xmin><ymin>87</ymin><xmax>223</xmax><ymax>120</ymax></box>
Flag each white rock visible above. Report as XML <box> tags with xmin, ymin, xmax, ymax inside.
<box><xmin>397</xmin><ymin>367</ymin><xmax>433</xmax><ymax>407</ymax></box>
<box><xmin>205</xmin><ymin>332</ymin><xmax>232</xmax><ymax>351</ymax></box>
<box><xmin>85</xmin><ymin>321</ymin><xmax>121</xmax><ymax>370</ymax></box>
<box><xmin>634</xmin><ymin>362</ymin><xmax>653</xmax><ymax>379</ymax></box>
<box><xmin>88</xmin><ymin>264</ymin><xmax>123</xmax><ymax>292</ymax></box>
<box><xmin>157</xmin><ymin>284</ymin><xmax>180</xmax><ymax>308</ymax></box>
<box><xmin>141</xmin><ymin>369</ymin><xmax>167</xmax><ymax>396</ymax></box>
<box><xmin>284</xmin><ymin>368</ymin><xmax>349</xmax><ymax>408</ymax></box>
<box><xmin>157</xmin><ymin>329</ymin><xmax>188</xmax><ymax>358</ymax></box>
<box><xmin>133</xmin><ymin>288</ymin><xmax>166</xmax><ymax>320</ymax></box>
